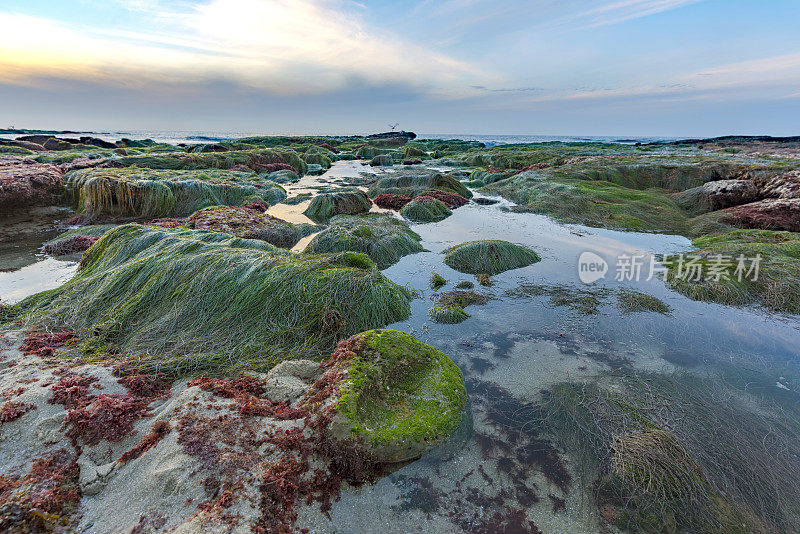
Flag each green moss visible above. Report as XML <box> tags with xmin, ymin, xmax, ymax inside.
<box><xmin>617</xmin><ymin>290</ymin><xmax>672</xmax><ymax>314</ymax></box>
<box><xmin>65</xmin><ymin>167</ymin><xmax>286</xmax><ymax>219</ymax></box>
<box><xmin>429</xmin><ymin>272</ymin><xmax>447</xmax><ymax>289</ymax></box>
<box><xmin>0</xmin><ymin>145</ymin><xmax>33</xmax><ymax>155</ymax></box>
<box><xmin>335</xmin><ymin>329</ymin><xmax>467</xmax><ymax>446</ymax></box>
<box><xmin>304</xmin><ymin>214</ymin><xmax>423</xmax><ymax>268</ymax></box>
<box><xmin>443</xmin><ymin>240</ymin><xmax>541</xmax><ymax>275</ymax></box>
<box><xmin>303</xmin><ymin>190</ymin><xmax>372</xmax><ymax>223</ymax></box>
<box><xmin>114</xmin><ymin>148</ymin><xmax>308</xmax><ymax>175</ymax></box>
<box><xmin>429</xmin><ymin>305</ymin><xmax>470</xmax><ymax>324</ymax></box>
<box><xmin>400</xmin><ymin>197</ymin><xmax>452</xmax><ymax>223</ymax></box>
<box><xmin>662</xmin><ymin>229</ymin><xmax>800</xmax><ymax>313</ymax></box>
<box><xmin>14</xmin><ymin>225</ymin><xmax>412</xmax><ymax>376</ymax></box>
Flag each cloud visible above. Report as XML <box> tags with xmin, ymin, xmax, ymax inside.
<box><xmin>565</xmin><ymin>0</ymin><xmax>703</xmax><ymax>28</ymax></box>
<box><xmin>0</xmin><ymin>1</ymin><xmax>490</xmax><ymax>96</ymax></box>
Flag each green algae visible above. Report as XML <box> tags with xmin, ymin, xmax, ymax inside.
<box><xmin>662</xmin><ymin>229</ymin><xmax>800</xmax><ymax>313</ymax></box>
<box><xmin>304</xmin><ymin>214</ymin><xmax>423</xmax><ymax>269</ymax></box>
<box><xmin>617</xmin><ymin>289</ymin><xmax>672</xmax><ymax>314</ymax></box>
<box><xmin>368</xmin><ymin>171</ymin><xmax>472</xmax><ymax>199</ymax></box>
<box><xmin>429</xmin><ymin>305</ymin><xmax>469</xmax><ymax>324</ymax></box>
<box><xmin>114</xmin><ymin>148</ymin><xmax>308</xmax><ymax>175</ymax></box>
<box><xmin>429</xmin><ymin>272</ymin><xmax>447</xmax><ymax>290</ymax></box>
<box><xmin>65</xmin><ymin>167</ymin><xmax>287</xmax><ymax>219</ymax></box>
<box><xmin>428</xmin><ymin>290</ymin><xmax>488</xmax><ymax>324</ymax></box>
<box><xmin>506</xmin><ymin>284</ymin><xmax>670</xmax><ymax>316</ymax></box>
<box><xmin>303</xmin><ymin>190</ymin><xmax>372</xmax><ymax>223</ymax></box>
<box><xmin>334</xmin><ymin>329</ymin><xmax>467</xmax><ymax>448</ymax></box>
<box><xmin>539</xmin><ymin>371</ymin><xmax>799</xmax><ymax>533</ymax></box>
<box><xmin>400</xmin><ymin>197</ymin><xmax>452</xmax><ymax>223</ymax></box>
<box><xmin>12</xmin><ymin>225</ymin><xmax>413</xmax><ymax>376</ymax></box>
<box><xmin>443</xmin><ymin>240</ymin><xmax>540</xmax><ymax>275</ymax></box>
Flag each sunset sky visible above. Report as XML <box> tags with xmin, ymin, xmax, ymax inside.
<box><xmin>1</xmin><ymin>0</ymin><xmax>799</xmax><ymax>136</ymax></box>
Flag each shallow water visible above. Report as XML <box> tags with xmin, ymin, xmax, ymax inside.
<box><xmin>2</xmin><ymin>161</ymin><xmax>799</xmax><ymax>532</ymax></box>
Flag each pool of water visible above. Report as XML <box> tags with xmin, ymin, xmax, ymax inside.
<box><xmin>2</xmin><ymin>161</ymin><xmax>799</xmax><ymax>532</ymax></box>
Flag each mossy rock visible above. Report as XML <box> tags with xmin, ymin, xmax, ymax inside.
<box><xmin>13</xmin><ymin>225</ymin><xmax>413</xmax><ymax>376</ymax></box>
<box><xmin>304</xmin><ymin>214</ymin><xmax>423</xmax><ymax>269</ymax></box>
<box><xmin>65</xmin><ymin>167</ymin><xmax>287</xmax><ymax>219</ymax></box>
<box><xmin>368</xmin><ymin>171</ymin><xmax>472</xmax><ymax>199</ymax></box>
<box><xmin>429</xmin><ymin>305</ymin><xmax>469</xmax><ymax>324</ymax></box>
<box><xmin>370</xmin><ymin>154</ymin><xmax>393</xmax><ymax>166</ymax></box>
<box><xmin>429</xmin><ymin>272</ymin><xmax>447</xmax><ymax>289</ymax></box>
<box><xmin>326</xmin><ymin>329</ymin><xmax>467</xmax><ymax>462</ymax></box>
<box><xmin>443</xmin><ymin>240</ymin><xmax>540</xmax><ymax>275</ymax></box>
<box><xmin>400</xmin><ymin>197</ymin><xmax>452</xmax><ymax>223</ymax></box>
<box><xmin>303</xmin><ymin>190</ymin><xmax>372</xmax><ymax>223</ymax></box>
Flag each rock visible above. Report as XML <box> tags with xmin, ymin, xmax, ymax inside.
<box><xmin>673</xmin><ymin>179</ymin><xmax>760</xmax><ymax>214</ymax></box>
<box><xmin>0</xmin><ymin>161</ymin><xmax>65</xmax><ymax>213</ymax></box>
<box><xmin>79</xmin><ymin>136</ymin><xmax>117</xmax><ymax>149</ymax></box>
<box><xmin>754</xmin><ymin>170</ymin><xmax>800</xmax><ymax>199</ymax></box>
<box><xmin>322</xmin><ymin>329</ymin><xmax>466</xmax><ymax>463</ymax></box>
<box><xmin>43</xmin><ymin>137</ymin><xmax>75</xmax><ymax>151</ymax></box>
<box><xmin>264</xmin><ymin>360</ymin><xmax>321</xmax><ymax>404</ymax></box>
<box><xmin>16</xmin><ymin>134</ymin><xmax>55</xmax><ymax>145</ymax></box>
<box><xmin>370</xmin><ymin>154</ymin><xmax>393</xmax><ymax>166</ymax></box>
<box><xmin>400</xmin><ymin>196</ymin><xmax>452</xmax><ymax>222</ymax></box>
<box><xmin>303</xmin><ymin>190</ymin><xmax>372</xmax><ymax>223</ymax></box>
<box><xmin>402</xmin><ymin>159</ymin><xmax>422</xmax><ymax>165</ymax></box>
<box><xmin>0</xmin><ymin>139</ymin><xmax>45</xmax><ymax>151</ymax></box>
<box><xmin>443</xmin><ymin>240</ymin><xmax>541</xmax><ymax>275</ymax></box>
<box><xmin>79</xmin><ymin>458</ymin><xmax>119</xmax><ymax>496</ymax></box>
<box><xmin>721</xmin><ymin>198</ymin><xmax>800</xmax><ymax>232</ymax></box>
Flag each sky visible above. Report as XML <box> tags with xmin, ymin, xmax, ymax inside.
<box><xmin>1</xmin><ymin>0</ymin><xmax>799</xmax><ymax>137</ymax></box>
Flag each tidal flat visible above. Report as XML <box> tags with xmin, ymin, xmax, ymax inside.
<box><xmin>2</xmin><ymin>133</ymin><xmax>800</xmax><ymax>533</ymax></box>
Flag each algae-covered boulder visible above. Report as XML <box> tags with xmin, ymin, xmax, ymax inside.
<box><xmin>400</xmin><ymin>196</ymin><xmax>452</xmax><ymax>223</ymax></box>
<box><xmin>187</xmin><ymin>206</ymin><xmax>320</xmax><ymax>248</ymax></box>
<box><xmin>303</xmin><ymin>189</ymin><xmax>372</xmax><ymax>223</ymax></box>
<box><xmin>304</xmin><ymin>214</ymin><xmax>423</xmax><ymax>268</ymax></box>
<box><xmin>114</xmin><ymin>148</ymin><xmax>308</xmax><ymax>176</ymax></box>
<box><xmin>370</xmin><ymin>154</ymin><xmax>393</xmax><ymax>167</ymax></box>
<box><xmin>12</xmin><ymin>225</ymin><xmax>414</xmax><ymax>375</ymax></box>
<box><xmin>65</xmin><ymin>167</ymin><xmax>287</xmax><ymax>219</ymax></box>
<box><xmin>429</xmin><ymin>290</ymin><xmax>489</xmax><ymax>324</ymax></box>
<box><xmin>443</xmin><ymin>240</ymin><xmax>541</xmax><ymax>275</ymax></box>
<box><xmin>321</xmin><ymin>329</ymin><xmax>467</xmax><ymax>463</ymax></box>
<box><xmin>720</xmin><ymin>198</ymin><xmax>800</xmax><ymax>232</ymax></box>
<box><xmin>672</xmin><ymin>179</ymin><xmax>760</xmax><ymax>215</ymax></box>
<box><xmin>368</xmin><ymin>170</ymin><xmax>472</xmax><ymax>199</ymax></box>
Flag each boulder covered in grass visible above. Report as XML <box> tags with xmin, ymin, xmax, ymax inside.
<box><xmin>368</xmin><ymin>169</ymin><xmax>472</xmax><ymax>199</ymax></box>
<box><xmin>429</xmin><ymin>290</ymin><xmax>489</xmax><ymax>324</ymax></box>
<box><xmin>14</xmin><ymin>225</ymin><xmax>414</xmax><ymax>376</ymax></box>
<box><xmin>400</xmin><ymin>196</ymin><xmax>452</xmax><ymax>223</ymax></box>
<box><xmin>65</xmin><ymin>167</ymin><xmax>287</xmax><ymax>219</ymax></box>
<box><xmin>443</xmin><ymin>240</ymin><xmax>541</xmax><ymax>275</ymax></box>
<box><xmin>305</xmin><ymin>214</ymin><xmax>423</xmax><ymax>268</ymax></box>
<box><xmin>303</xmin><ymin>189</ymin><xmax>372</xmax><ymax>223</ymax></box>
<box><xmin>318</xmin><ymin>329</ymin><xmax>467</xmax><ymax>463</ymax></box>
<box><xmin>187</xmin><ymin>206</ymin><xmax>320</xmax><ymax>248</ymax></box>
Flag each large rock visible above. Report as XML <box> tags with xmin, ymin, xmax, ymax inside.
<box><xmin>16</xmin><ymin>134</ymin><xmax>55</xmax><ymax>145</ymax></box>
<box><xmin>0</xmin><ymin>139</ymin><xmax>46</xmax><ymax>151</ymax></box>
<box><xmin>320</xmin><ymin>329</ymin><xmax>467</xmax><ymax>463</ymax></box>
<box><xmin>721</xmin><ymin>198</ymin><xmax>800</xmax><ymax>232</ymax></box>
<box><xmin>303</xmin><ymin>190</ymin><xmax>372</xmax><ymax>223</ymax></box>
<box><xmin>79</xmin><ymin>137</ymin><xmax>117</xmax><ymax>149</ymax></box>
<box><xmin>43</xmin><ymin>137</ymin><xmax>75</xmax><ymax>151</ymax></box>
<box><xmin>0</xmin><ymin>161</ymin><xmax>65</xmax><ymax>213</ymax></box>
<box><xmin>754</xmin><ymin>170</ymin><xmax>800</xmax><ymax>199</ymax></box>
<box><xmin>673</xmin><ymin>179</ymin><xmax>760</xmax><ymax>214</ymax></box>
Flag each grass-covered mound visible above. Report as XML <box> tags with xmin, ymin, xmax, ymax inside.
<box><xmin>303</xmin><ymin>190</ymin><xmax>372</xmax><ymax>223</ymax></box>
<box><xmin>114</xmin><ymin>148</ymin><xmax>308</xmax><ymax>176</ymax></box>
<box><xmin>538</xmin><ymin>371</ymin><xmax>800</xmax><ymax>532</ymax></box>
<box><xmin>10</xmin><ymin>225</ymin><xmax>414</xmax><ymax>376</ymax></box>
<box><xmin>662</xmin><ymin>229</ymin><xmax>800</xmax><ymax>313</ymax></box>
<box><xmin>400</xmin><ymin>196</ymin><xmax>452</xmax><ymax>223</ymax></box>
<box><xmin>65</xmin><ymin>167</ymin><xmax>287</xmax><ymax>219</ymax></box>
<box><xmin>443</xmin><ymin>240</ymin><xmax>541</xmax><ymax>275</ymax></box>
<box><xmin>429</xmin><ymin>290</ymin><xmax>489</xmax><ymax>324</ymax></box>
<box><xmin>322</xmin><ymin>329</ymin><xmax>467</xmax><ymax>462</ymax></box>
<box><xmin>368</xmin><ymin>170</ymin><xmax>472</xmax><ymax>199</ymax></box>
<box><xmin>304</xmin><ymin>214</ymin><xmax>423</xmax><ymax>269</ymax></box>
<box><xmin>187</xmin><ymin>206</ymin><xmax>320</xmax><ymax>248</ymax></box>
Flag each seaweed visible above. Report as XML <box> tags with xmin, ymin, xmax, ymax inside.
<box><xmin>444</xmin><ymin>240</ymin><xmax>540</xmax><ymax>275</ymax></box>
